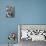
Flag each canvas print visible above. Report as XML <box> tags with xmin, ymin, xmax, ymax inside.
<box><xmin>18</xmin><ymin>25</ymin><xmax>46</xmax><ymax>46</ymax></box>
<box><xmin>6</xmin><ymin>5</ymin><xmax>15</xmax><ymax>18</ymax></box>
<box><xmin>8</xmin><ymin>32</ymin><xmax>16</xmax><ymax>46</ymax></box>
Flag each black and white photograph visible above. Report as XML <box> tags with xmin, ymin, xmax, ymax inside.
<box><xmin>18</xmin><ymin>25</ymin><xmax>46</xmax><ymax>46</ymax></box>
<box><xmin>6</xmin><ymin>5</ymin><xmax>15</xmax><ymax>18</ymax></box>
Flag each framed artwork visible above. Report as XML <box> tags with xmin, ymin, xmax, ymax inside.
<box><xmin>18</xmin><ymin>24</ymin><xmax>46</xmax><ymax>41</ymax></box>
<box><xmin>6</xmin><ymin>5</ymin><xmax>15</xmax><ymax>18</ymax></box>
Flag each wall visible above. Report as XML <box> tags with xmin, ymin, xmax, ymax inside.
<box><xmin>0</xmin><ymin>0</ymin><xmax>46</xmax><ymax>44</ymax></box>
